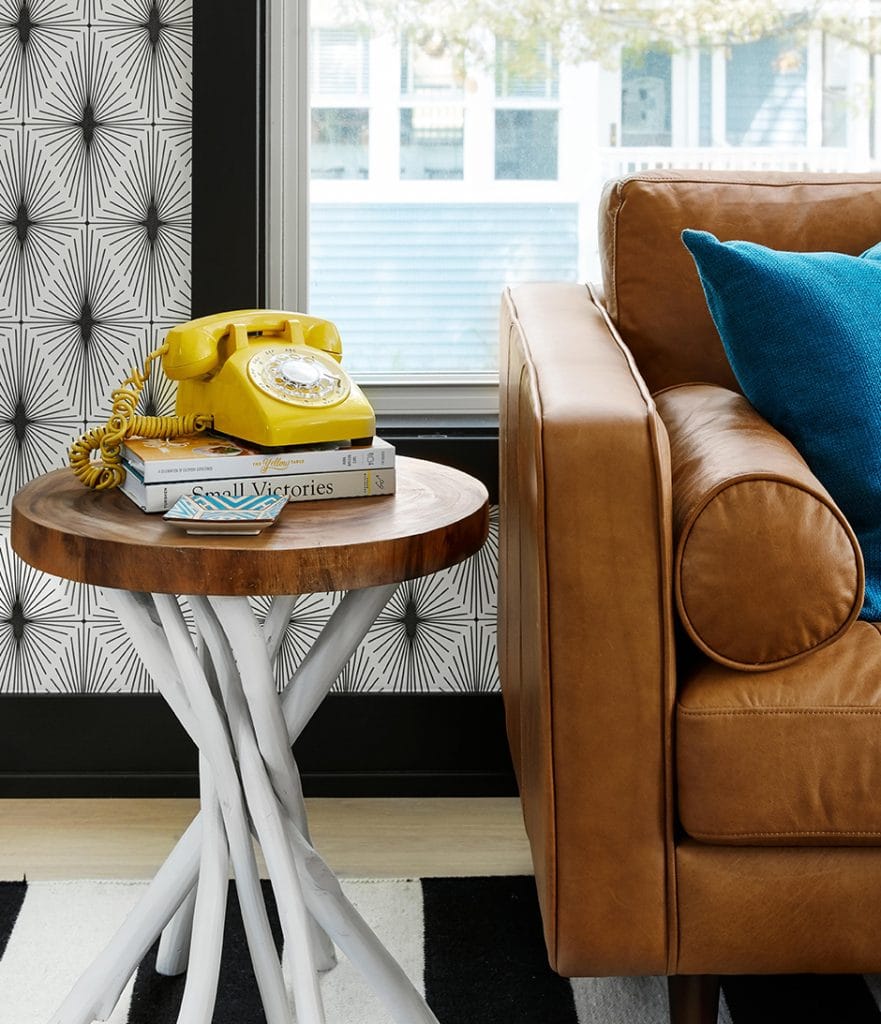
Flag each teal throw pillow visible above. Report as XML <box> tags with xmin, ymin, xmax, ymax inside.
<box><xmin>681</xmin><ymin>229</ymin><xmax>881</xmax><ymax>620</ymax></box>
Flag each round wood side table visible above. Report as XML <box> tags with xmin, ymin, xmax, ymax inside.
<box><xmin>12</xmin><ymin>456</ymin><xmax>489</xmax><ymax>1024</ymax></box>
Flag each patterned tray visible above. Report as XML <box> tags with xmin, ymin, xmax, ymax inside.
<box><xmin>162</xmin><ymin>493</ymin><xmax>288</xmax><ymax>535</ymax></box>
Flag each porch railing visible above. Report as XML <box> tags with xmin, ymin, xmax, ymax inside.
<box><xmin>599</xmin><ymin>146</ymin><xmax>877</xmax><ymax>179</ymax></box>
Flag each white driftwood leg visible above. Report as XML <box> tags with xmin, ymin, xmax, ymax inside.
<box><xmin>272</xmin><ymin>762</ymin><xmax>337</xmax><ymax>974</ymax></box>
<box><xmin>155</xmin><ymin>886</ymin><xmax>197</xmax><ymax>977</ymax></box>
<box><xmin>97</xmin><ymin>589</ymin><xmax>290</xmax><ymax>1024</ymax></box>
<box><xmin>285</xmin><ymin>821</ymin><xmax>441</xmax><ymax>1024</ymax></box>
<box><xmin>47</xmin><ymin>816</ymin><xmax>201</xmax><ymax>1024</ymax></box>
<box><xmin>191</xmin><ymin>593</ymin><xmax>338</xmax><ymax>974</ymax></box>
<box><xmin>258</xmin><ymin>595</ymin><xmax>336</xmax><ymax>972</ymax></box>
<box><xmin>208</xmin><ymin>595</ymin><xmax>440</xmax><ymax>1024</ymax></box>
<box><xmin>48</xmin><ymin>585</ymin><xmax>395</xmax><ymax>1024</ymax></box>
<box><xmin>151</xmin><ymin>594</ymin><xmax>293</xmax><ymax>1024</ymax></box>
<box><xmin>50</xmin><ymin>588</ymin><xmax>210</xmax><ymax>1024</ymax></box>
<box><xmin>159</xmin><ymin>594</ymin><xmax>336</xmax><ymax>975</ymax></box>
<box><xmin>270</xmin><ymin>586</ymin><xmax>398</xmax><ymax>971</ymax></box>
<box><xmin>224</xmin><ymin>711</ymin><xmax>327</xmax><ymax>1022</ymax></box>
<box><xmin>175</xmin><ymin>758</ymin><xmax>229</xmax><ymax>1024</ymax></box>
<box><xmin>262</xmin><ymin>595</ymin><xmax>298</xmax><ymax>662</ymax></box>
<box><xmin>192</xmin><ymin>597</ymin><xmax>327</xmax><ymax>1024</ymax></box>
<box><xmin>157</xmin><ymin>639</ymin><xmax>226</xmax><ymax>979</ymax></box>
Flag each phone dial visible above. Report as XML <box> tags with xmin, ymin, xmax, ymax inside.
<box><xmin>70</xmin><ymin>310</ymin><xmax>376</xmax><ymax>490</ymax></box>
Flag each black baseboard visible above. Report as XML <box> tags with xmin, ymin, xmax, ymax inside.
<box><xmin>0</xmin><ymin>694</ymin><xmax>516</xmax><ymax>798</ymax></box>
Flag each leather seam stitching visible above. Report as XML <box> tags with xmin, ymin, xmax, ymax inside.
<box><xmin>645</xmin><ymin>381</ymin><xmax>677</xmax><ymax>976</ymax></box>
<box><xmin>513</xmin><ymin>303</ymin><xmax>559</xmax><ymax>970</ymax></box>
<box><xmin>675</xmin><ymin>476</ymin><xmax>861</xmax><ymax>670</ymax></box>
<box><xmin>622</xmin><ymin>173</ymin><xmax>881</xmax><ymax>187</ymax></box>
<box><xmin>679</xmin><ymin>708</ymin><xmax>881</xmax><ymax>717</ymax></box>
<box><xmin>688</xmin><ymin>829</ymin><xmax>881</xmax><ymax>838</ymax></box>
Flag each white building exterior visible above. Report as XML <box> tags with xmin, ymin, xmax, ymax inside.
<box><xmin>305</xmin><ymin>5</ymin><xmax>880</xmax><ymax>373</ymax></box>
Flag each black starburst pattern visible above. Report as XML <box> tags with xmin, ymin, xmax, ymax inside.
<box><xmin>446</xmin><ymin>621</ymin><xmax>499</xmax><ymax>693</ymax></box>
<box><xmin>93</xmin><ymin>129</ymin><xmax>189</xmax><ymax>320</ymax></box>
<box><xmin>0</xmin><ymin>70</ymin><xmax>15</xmax><ymax>123</ymax></box>
<box><xmin>30</xmin><ymin>30</ymin><xmax>143</xmax><ymax>219</ymax></box>
<box><xmin>27</xmin><ymin>232</ymin><xmax>145</xmax><ymax>419</ymax></box>
<box><xmin>0</xmin><ymin>535</ymin><xmax>78</xmax><ymax>692</ymax></box>
<box><xmin>0</xmin><ymin>130</ymin><xmax>78</xmax><ymax>318</ymax></box>
<box><xmin>90</xmin><ymin>601</ymin><xmax>154</xmax><ymax>692</ymax></box>
<box><xmin>250</xmin><ymin>593</ymin><xmax>339</xmax><ymax>692</ymax></box>
<box><xmin>49</xmin><ymin>620</ymin><xmax>133</xmax><ymax>692</ymax></box>
<box><xmin>62</xmin><ymin>577</ymin><xmax>99</xmax><ymax>620</ymax></box>
<box><xmin>332</xmin><ymin>644</ymin><xmax>381</xmax><ymax>693</ymax></box>
<box><xmin>94</xmin><ymin>0</ymin><xmax>191</xmax><ymax>121</ymax></box>
<box><xmin>368</xmin><ymin>577</ymin><xmax>472</xmax><ymax>692</ymax></box>
<box><xmin>0</xmin><ymin>327</ymin><xmax>79</xmax><ymax>506</ymax></box>
<box><xmin>0</xmin><ymin>0</ymin><xmax>83</xmax><ymax>121</ymax></box>
<box><xmin>445</xmin><ymin>503</ymin><xmax>499</xmax><ymax>618</ymax></box>
<box><xmin>0</xmin><ymin>4</ymin><xmax>195</xmax><ymax>695</ymax></box>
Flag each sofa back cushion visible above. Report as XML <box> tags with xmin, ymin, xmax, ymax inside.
<box><xmin>599</xmin><ymin>171</ymin><xmax>881</xmax><ymax>394</ymax></box>
<box><xmin>656</xmin><ymin>384</ymin><xmax>863</xmax><ymax>671</ymax></box>
<box><xmin>681</xmin><ymin>229</ymin><xmax>881</xmax><ymax>622</ymax></box>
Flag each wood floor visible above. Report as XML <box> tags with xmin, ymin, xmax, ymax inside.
<box><xmin>0</xmin><ymin>797</ymin><xmax>533</xmax><ymax>880</ymax></box>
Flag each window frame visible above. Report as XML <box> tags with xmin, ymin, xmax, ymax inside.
<box><xmin>263</xmin><ymin>0</ymin><xmax>879</xmax><ymax>421</ymax></box>
<box><xmin>265</xmin><ymin>0</ymin><xmax>499</xmax><ymax>420</ymax></box>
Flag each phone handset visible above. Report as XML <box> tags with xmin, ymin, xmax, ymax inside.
<box><xmin>162</xmin><ymin>310</ymin><xmax>342</xmax><ymax>379</ymax></box>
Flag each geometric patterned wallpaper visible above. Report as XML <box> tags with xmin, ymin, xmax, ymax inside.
<box><xmin>0</xmin><ymin>0</ymin><xmax>499</xmax><ymax>694</ymax></box>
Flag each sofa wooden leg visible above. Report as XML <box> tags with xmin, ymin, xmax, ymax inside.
<box><xmin>667</xmin><ymin>975</ymin><xmax>721</xmax><ymax>1024</ymax></box>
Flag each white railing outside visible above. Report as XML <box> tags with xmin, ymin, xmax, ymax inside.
<box><xmin>599</xmin><ymin>146</ymin><xmax>878</xmax><ymax>179</ymax></box>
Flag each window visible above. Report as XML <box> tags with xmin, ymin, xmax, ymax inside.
<box><xmin>621</xmin><ymin>48</ymin><xmax>672</xmax><ymax>146</ymax></box>
<box><xmin>495</xmin><ymin>39</ymin><xmax>559</xmax><ymax>180</ymax></box>
<box><xmin>400</xmin><ymin>107</ymin><xmax>465</xmax><ymax>179</ymax></box>
<box><xmin>310</xmin><ymin>28</ymin><xmax>370</xmax><ymax>180</ymax></box>
<box><xmin>495</xmin><ymin>39</ymin><xmax>559</xmax><ymax>100</ymax></box>
<box><xmin>401</xmin><ymin>35</ymin><xmax>463</xmax><ymax>95</ymax></box>
<box><xmin>268</xmin><ymin>0</ymin><xmax>880</xmax><ymax>406</ymax></box>
<box><xmin>823</xmin><ymin>34</ymin><xmax>851</xmax><ymax>148</ymax></box>
<box><xmin>399</xmin><ymin>37</ymin><xmax>465</xmax><ymax>181</ymax></box>
<box><xmin>495</xmin><ymin>110</ymin><xmax>557</xmax><ymax>179</ymax></box>
<box><xmin>311</xmin><ymin>109</ymin><xmax>369</xmax><ymax>179</ymax></box>
<box><xmin>726</xmin><ymin>37</ymin><xmax>807</xmax><ymax>147</ymax></box>
<box><xmin>311</xmin><ymin>28</ymin><xmax>370</xmax><ymax>95</ymax></box>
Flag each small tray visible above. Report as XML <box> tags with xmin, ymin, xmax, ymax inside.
<box><xmin>163</xmin><ymin>493</ymin><xmax>288</xmax><ymax>535</ymax></box>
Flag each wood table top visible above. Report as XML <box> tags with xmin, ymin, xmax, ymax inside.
<box><xmin>11</xmin><ymin>457</ymin><xmax>489</xmax><ymax>596</ymax></box>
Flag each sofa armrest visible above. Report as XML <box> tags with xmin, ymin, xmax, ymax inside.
<box><xmin>499</xmin><ymin>283</ymin><xmax>675</xmax><ymax>976</ymax></box>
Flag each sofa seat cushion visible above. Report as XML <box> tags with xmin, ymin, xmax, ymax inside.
<box><xmin>677</xmin><ymin>621</ymin><xmax>881</xmax><ymax>845</ymax></box>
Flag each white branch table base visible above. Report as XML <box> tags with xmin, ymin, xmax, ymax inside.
<box><xmin>10</xmin><ymin>458</ymin><xmax>489</xmax><ymax>1024</ymax></box>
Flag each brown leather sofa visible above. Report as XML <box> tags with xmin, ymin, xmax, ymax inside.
<box><xmin>498</xmin><ymin>170</ymin><xmax>881</xmax><ymax>1024</ymax></box>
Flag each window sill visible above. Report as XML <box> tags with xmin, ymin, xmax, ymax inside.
<box><xmin>362</xmin><ymin>375</ymin><xmax>499</xmax><ymax>425</ymax></box>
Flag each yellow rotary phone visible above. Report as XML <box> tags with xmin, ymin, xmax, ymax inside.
<box><xmin>70</xmin><ymin>310</ymin><xmax>376</xmax><ymax>490</ymax></box>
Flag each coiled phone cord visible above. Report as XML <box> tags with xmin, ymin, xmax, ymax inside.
<box><xmin>69</xmin><ymin>343</ymin><xmax>212</xmax><ymax>490</ymax></box>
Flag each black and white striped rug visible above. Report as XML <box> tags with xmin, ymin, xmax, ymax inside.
<box><xmin>2</xmin><ymin>875</ymin><xmax>881</xmax><ymax>1023</ymax></box>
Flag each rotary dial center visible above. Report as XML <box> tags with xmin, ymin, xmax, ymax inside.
<box><xmin>247</xmin><ymin>347</ymin><xmax>351</xmax><ymax>407</ymax></box>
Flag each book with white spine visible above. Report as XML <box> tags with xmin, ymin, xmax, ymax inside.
<box><xmin>122</xmin><ymin>433</ymin><xmax>394</xmax><ymax>483</ymax></box>
<box><xmin>119</xmin><ymin>461</ymin><xmax>396</xmax><ymax>513</ymax></box>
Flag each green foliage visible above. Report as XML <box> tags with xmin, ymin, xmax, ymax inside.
<box><xmin>331</xmin><ymin>0</ymin><xmax>879</xmax><ymax>71</ymax></box>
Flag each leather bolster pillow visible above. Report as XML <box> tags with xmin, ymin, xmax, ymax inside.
<box><xmin>655</xmin><ymin>383</ymin><xmax>864</xmax><ymax>671</ymax></box>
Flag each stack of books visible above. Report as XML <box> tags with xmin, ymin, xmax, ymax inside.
<box><xmin>118</xmin><ymin>432</ymin><xmax>396</xmax><ymax>512</ymax></box>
